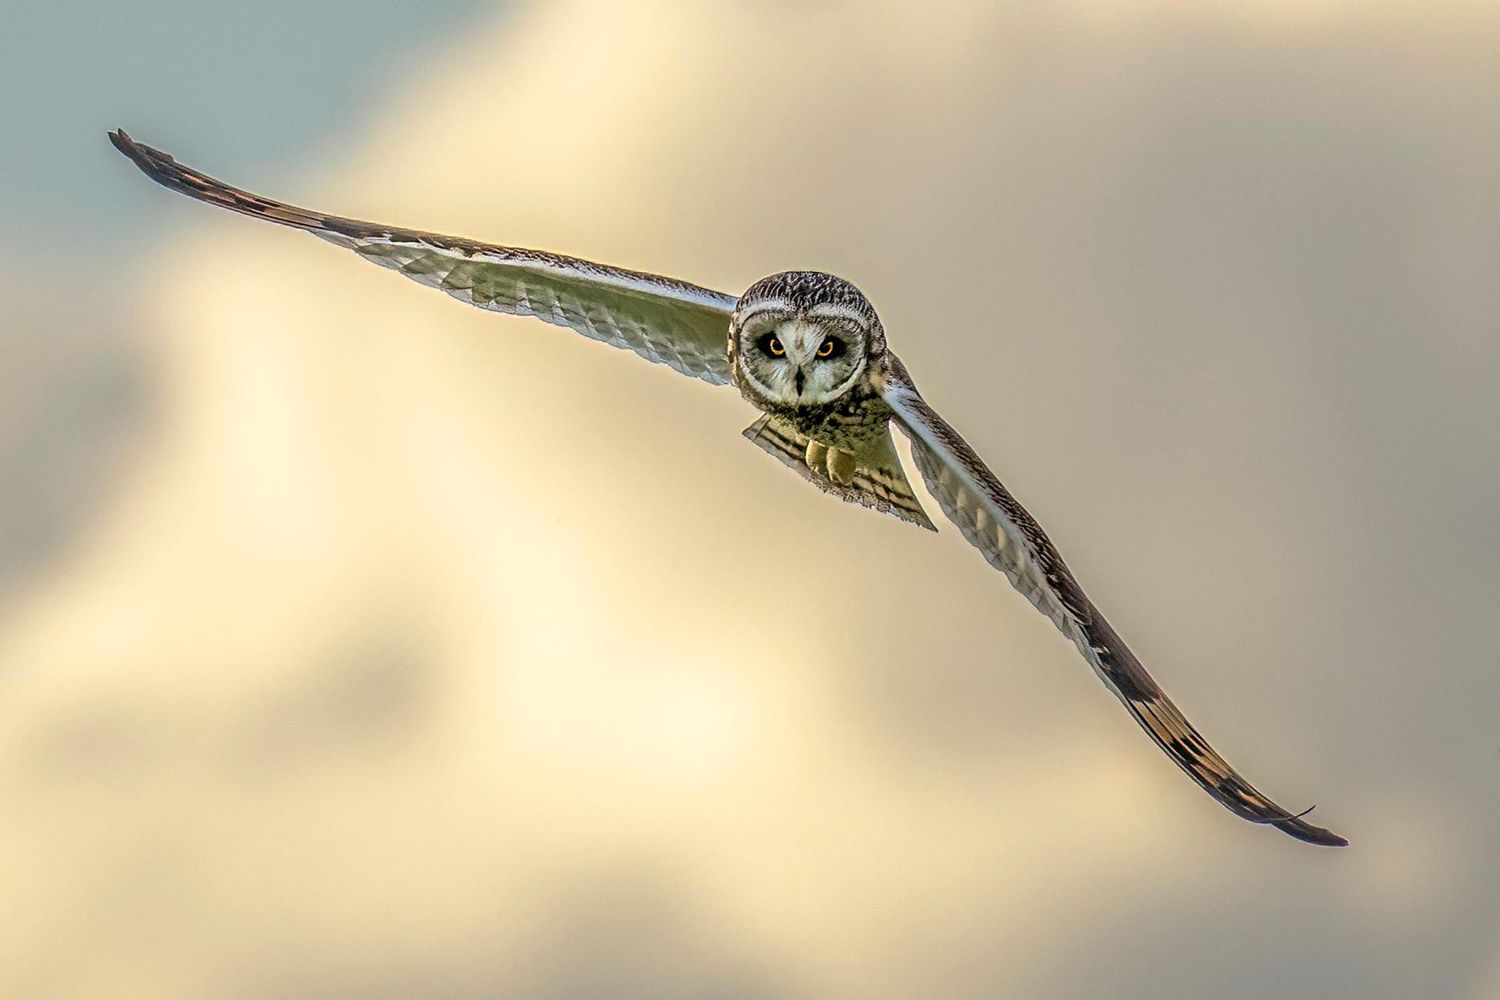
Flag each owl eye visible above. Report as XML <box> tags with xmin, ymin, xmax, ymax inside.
<box><xmin>817</xmin><ymin>336</ymin><xmax>845</xmax><ymax>359</ymax></box>
<box><xmin>757</xmin><ymin>333</ymin><xmax>785</xmax><ymax>357</ymax></box>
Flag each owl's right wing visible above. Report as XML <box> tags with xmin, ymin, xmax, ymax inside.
<box><xmin>109</xmin><ymin>130</ymin><xmax>738</xmax><ymax>385</ymax></box>
<box><xmin>879</xmin><ymin>353</ymin><xmax>1345</xmax><ymax>847</ymax></box>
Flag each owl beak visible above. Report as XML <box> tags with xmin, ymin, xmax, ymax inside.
<box><xmin>794</xmin><ymin>368</ymin><xmax>806</xmax><ymax>396</ymax></box>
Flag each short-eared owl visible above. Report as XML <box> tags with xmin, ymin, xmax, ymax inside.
<box><xmin>110</xmin><ymin>130</ymin><xmax>1344</xmax><ymax>847</ymax></box>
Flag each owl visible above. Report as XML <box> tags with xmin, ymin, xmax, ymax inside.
<box><xmin>110</xmin><ymin>130</ymin><xmax>1345</xmax><ymax>847</ymax></box>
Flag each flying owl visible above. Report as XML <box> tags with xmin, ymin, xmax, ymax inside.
<box><xmin>109</xmin><ymin>130</ymin><xmax>1345</xmax><ymax>847</ymax></box>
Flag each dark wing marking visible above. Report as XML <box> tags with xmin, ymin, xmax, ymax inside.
<box><xmin>743</xmin><ymin>414</ymin><xmax>935</xmax><ymax>530</ymax></box>
<box><xmin>109</xmin><ymin>129</ymin><xmax>737</xmax><ymax>385</ymax></box>
<box><xmin>881</xmin><ymin>354</ymin><xmax>1344</xmax><ymax>847</ymax></box>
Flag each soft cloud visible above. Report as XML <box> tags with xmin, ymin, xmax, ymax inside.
<box><xmin>3</xmin><ymin>1</ymin><xmax>1497</xmax><ymax>997</ymax></box>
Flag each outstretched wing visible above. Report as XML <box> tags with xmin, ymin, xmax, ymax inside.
<box><xmin>109</xmin><ymin>130</ymin><xmax>738</xmax><ymax>385</ymax></box>
<box><xmin>880</xmin><ymin>354</ymin><xmax>1345</xmax><ymax>847</ymax></box>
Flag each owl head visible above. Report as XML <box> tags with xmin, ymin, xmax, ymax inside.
<box><xmin>729</xmin><ymin>271</ymin><xmax>887</xmax><ymax>408</ymax></box>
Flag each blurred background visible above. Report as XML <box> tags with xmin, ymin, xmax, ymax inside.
<box><xmin>3</xmin><ymin>1</ymin><xmax>1498</xmax><ymax>996</ymax></box>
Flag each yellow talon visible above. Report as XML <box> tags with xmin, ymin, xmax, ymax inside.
<box><xmin>805</xmin><ymin>440</ymin><xmax>829</xmax><ymax>478</ymax></box>
<box><xmin>827</xmin><ymin>447</ymin><xmax>856</xmax><ymax>486</ymax></box>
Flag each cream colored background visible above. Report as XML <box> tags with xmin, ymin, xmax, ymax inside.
<box><xmin>3</xmin><ymin>2</ymin><xmax>1498</xmax><ymax>997</ymax></box>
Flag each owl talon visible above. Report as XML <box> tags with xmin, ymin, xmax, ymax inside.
<box><xmin>804</xmin><ymin>440</ymin><xmax>830</xmax><ymax>480</ymax></box>
<box><xmin>827</xmin><ymin>447</ymin><xmax>857</xmax><ymax>486</ymax></box>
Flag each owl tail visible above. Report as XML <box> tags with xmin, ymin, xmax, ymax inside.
<box><xmin>743</xmin><ymin>416</ymin><xmax>935</xmax><ymax>531</ymax></box>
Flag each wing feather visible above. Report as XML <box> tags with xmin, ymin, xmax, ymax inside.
<box><xmin>881</xmin><ymin>354</ymin><xmax>1345</xmax><ymax>847</ymax></box>
<box><xmin>109</xmin><ymin>130</ymin><xmax>737</xmax><ymax>384</ymax></box>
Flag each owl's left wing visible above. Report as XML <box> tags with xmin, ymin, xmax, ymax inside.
<box><xmin>109</xmin><ymin>130</ymin><xmax>737</xmax><ymax>384</ymax></box>
<box><xmin>879</xmin><ymin>354</ymin><xmax>1345</xmax><ymax>847</ymax></box>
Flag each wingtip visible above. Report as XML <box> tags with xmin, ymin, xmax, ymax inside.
<box><xmin>108</xmin><ymin>127</ymin><xmax>138</xmax><ymax>157</ymax></box>
<box><xmin>108</xmin><ymin>127</ymin><xmax>162</xmax><ymax>176</ymax></box>
<box><xmin>106</xmin><ymin>129</ymin><xmax>209</xmax><ymax>202</ymax></box>
<box><xmin>1272</xmin><ymin>810</ymin><xmax>1348</xmax><ymax>847</ymax></box>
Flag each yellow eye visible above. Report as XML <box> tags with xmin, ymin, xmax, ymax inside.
<box><xmin>817</xmin><ymin>337</ymin><xmax>843</xmax><ymax>359</ymax></box>
<box><xmin>766</xmin><ymin>336</ymin><xmax>785</xmax><ymax>357</ymax></box>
